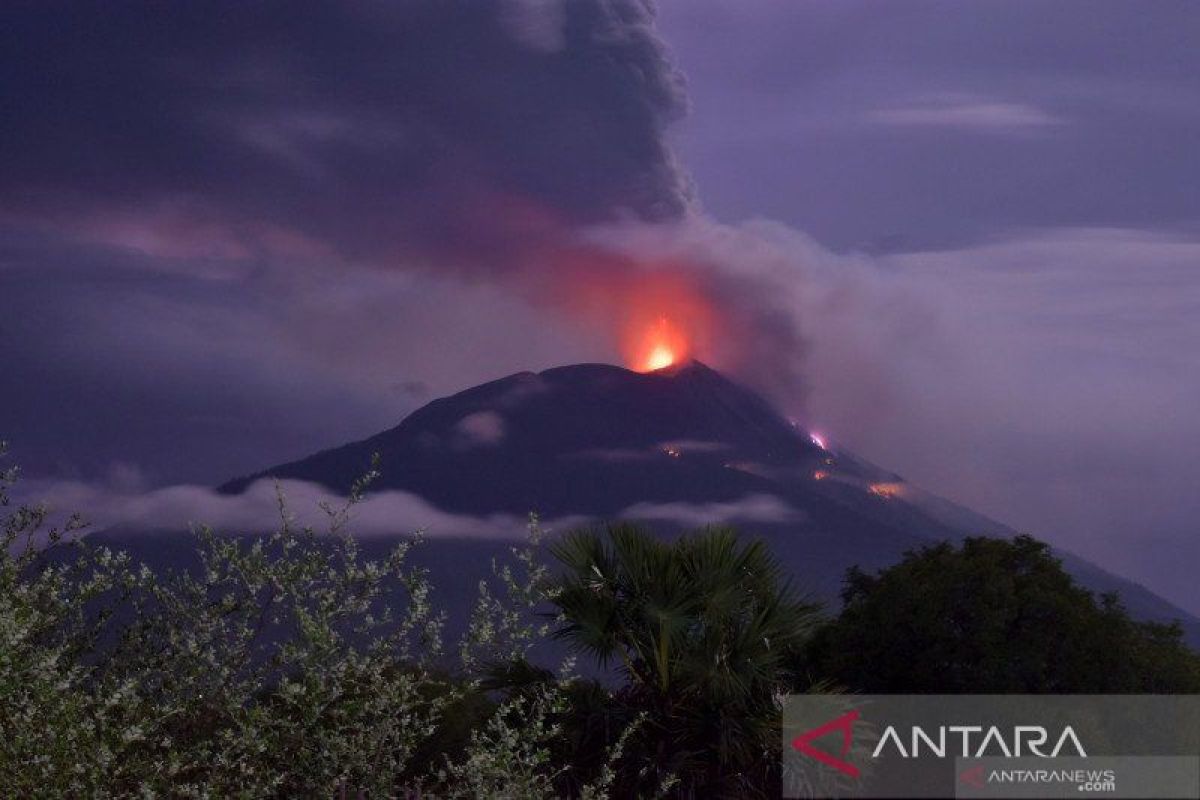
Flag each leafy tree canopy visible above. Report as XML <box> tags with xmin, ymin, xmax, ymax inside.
<box><xmin>806</xmin><ymin>534</ymin><xmax>1200</xmax><ymax>693</ymax></box>
<box><xmin>548</xmin><ymin>523</ymin><xmax>822</xmax><ymax>797</ymax></box>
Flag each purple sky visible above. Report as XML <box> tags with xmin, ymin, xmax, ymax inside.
<box><xmin>656</xmin><ymin>1</ymin><xmax>1200</xmax><ymax>614</ymax></box>
<box><xmin>3</xmin><ymin>1</ymin><xmax>1198</xmax><ymax>613</ymax></box>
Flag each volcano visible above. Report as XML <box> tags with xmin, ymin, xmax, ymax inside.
<box><xmin>210</xmin><ymin>360</ymin><xmax>1200</xmax><ymax>644</ymax></box>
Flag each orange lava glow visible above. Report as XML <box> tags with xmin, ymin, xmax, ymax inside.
<box><xmin>542</xmin><ymin>250</ymin><xmax>717</xmax><ymax>374</ymax></box>
<box><xmin>633</xmin><ymin>316</ymin><xmax>689</xmax><ymax>372</ymax></box>
<box><xmin>646</xmin><ymin>344</ymin><xmax>675</xmax><ymax>371</ymax></box>
<box><xmin>601</xmin><ymin>269</ymin><xmax>713</xmax><ymax>373</ymax></box>
<box><xmin>869</xmin><ymin>482</ymin><xmax>905</xmax><ymax>499</ymax></box>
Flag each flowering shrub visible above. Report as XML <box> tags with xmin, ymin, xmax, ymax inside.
<box><xmin>0</xmin><ymin>446</ymin><xmax>635</xmax><ymax>797</ymax></box>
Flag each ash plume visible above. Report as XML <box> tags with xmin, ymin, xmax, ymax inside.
<box><xmin>0</xmin><ymin>0</ymin><xmax>822</xmax><ymax>403</ymax></box>
<box><xmin>1</xmin><ymin>0</ymin><xmax>692</xmax><ymax>262</ymax></box>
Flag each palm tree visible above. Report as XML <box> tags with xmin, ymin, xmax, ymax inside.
<box><xmin>548</xmin><ymin>523</ymin><xmax>821</xmax><ymax>798</ymax></box>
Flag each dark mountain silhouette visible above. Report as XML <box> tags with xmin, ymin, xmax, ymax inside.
<box><xmin>210</xmin><ymin>360</ymin><xmax>1200</xmax><ymax>645</ymax></box>
<box><xmin>222</xmin><ymin>361</ymin><xmax>827</xmax><ymax>514</ymax></box>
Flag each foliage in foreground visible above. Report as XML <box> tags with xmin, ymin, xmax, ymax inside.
<box><xmin>0</xmin><ymin>447</ymin><xmax>624</xmax><ymax>798</ymax></box>
<box><xmin>4</xmin><ymin>440</ymin><xmax>1199</xmax><ymax>797</ymax></box>
<box><xmin>546</xmin><ymin>524</ymin><xmax>821</xmax><ymax>797</ymax></box>
<box><xmin>807</xmin><ymin>534</ymin><xmax>1200</xmax><ymax>692</ymax></box>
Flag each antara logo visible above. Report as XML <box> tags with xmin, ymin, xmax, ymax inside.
<box><xmin>792</xmin><ymin>709</ymin><xmax>861</xmax><ymax>778</ymax></box>
<box><xmin>872</xmin><ymin>725</ymin><xmax>1087</xmax><ymax>759</ymax></box>
<box><xmin>791</xmin><ymin>710</ymin><xmax>1087</xmax><ymax>779</ymax></box>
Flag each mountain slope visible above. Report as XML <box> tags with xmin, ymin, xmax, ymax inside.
<box><xmin>212</xmin><ymin>360</ymin><xmax>1200</xmax><ymax>644</ymax></box>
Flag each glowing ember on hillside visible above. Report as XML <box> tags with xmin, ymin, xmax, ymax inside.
<box><xmin>869</xmin><ymin>482</ymin><xmax>905</xmax><ymax>499</ymax></box>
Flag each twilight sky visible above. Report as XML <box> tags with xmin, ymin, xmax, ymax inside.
<box><xmin>3</xmin><ymin>1</ymin><xmax>1198</xmax><ymax>613</ymax></box>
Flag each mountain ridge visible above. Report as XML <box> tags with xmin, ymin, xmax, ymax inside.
<box><xmin>210</xmin><ymin>359</ymin><xmax>1200</xmax><ymax>645</ymax></box>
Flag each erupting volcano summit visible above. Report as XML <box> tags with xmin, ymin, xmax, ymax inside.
<box><xmin>211</xmin><ymin>360</ymin><xmax>1200</xmax><ymax>647</ymax></box>
<box><xmin>629</xmin><ymin>316</ymin><xmax>691</xmax><ymax>373</ymax></box>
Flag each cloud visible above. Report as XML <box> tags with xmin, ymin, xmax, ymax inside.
<box><xmin>2</xmin><ymin>0</ymin><xmax>824</xmax><ymax>471</ymax></box>
<box><xmin>15</xmin><ymin>476</ymin><xmax>583</xmax><ymax>541</ymax></box>
<box><xmin>1</xmin><ymin>0</ymin><xmax>691</xmax><ymax>267</ymax></box>
<box><xmin>619</xmin><ymin>493</ymin><xmax>803</xmax><ymax>527</ymax></box>
<box><xmin>17</xmin><ymin>475</ymin><xmax>800</xmax><ymax>552</ymax></box>
<box><xmin>0</xmin><ymin>0</ymin><xmax>830</xmax><ymax>473</ymax></box>
<box><xmin>822</xmin><ymin>227</ymin><xmax>1200</xmax><ymax>615</ymax></box>
<box><xmin>454</xmin><ymin>411</ymin><xmax>507</xmax><ymax>449</ymax></box>
<box><xmin>658</xmin><ymin>2</ymin><xmax>1200</xmax><ymax>250</ymax></box>
<box><xmin>581</xmin><ymin>219</ymin><xmax>1200</xmax><ymax>614</ymax></box>
<box><xmin>869</xmin><ymin>97</ymin><xmax>1064</xmax><ymax>133</ymax></box>
<box><xmin>498</xmin><ymin>0</ymin><xmax>569</xmax><ymax>53</ymax></box>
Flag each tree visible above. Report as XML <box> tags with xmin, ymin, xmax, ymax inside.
<box><xmin>548</xmin><ymin>523</ymin><xmax>822</xmax><ymax>798</ymax></box>
<box><xmin>0</xmin><ymin>445</ymin><xmax>628</xmax><ymax>798</ymax></box>
<box><xmin>805</xmin><ymin>534</ymin><xmax>1200</xmax><ymax>693</ymax></box>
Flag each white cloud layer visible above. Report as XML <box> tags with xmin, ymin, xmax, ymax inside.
<box><xmin>15</xmin><ymin>478</ymin><xmax>545</xmax><ymax>540</ymax></box>
<box><xmin>619</xmin><ymin>493</ymin><xmax>804</xmax><ymax>528</ymax></box>
<box><xmin>16</xmin><ymin>475</ymin><xmax>801</xmax><ymax>544</ymax></box>
<box><xmin>870</xmin><ymin>97</ymin><xmax>1064</xmax><ymax>132</ymax></box>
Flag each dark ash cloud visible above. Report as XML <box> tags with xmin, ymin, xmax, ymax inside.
<box><xmin>0</xmin><ymin>0</ymin><xmax>702</xmax><ymax>483</ymax></box>
<box><xmin>2</xmin><ymin>0</ymin><xmax>691</xmax><ymax>265</ymax></box>
<box><xmin>0</xmin><ymin>0</ymin><xmax>826</xmax><ymax>481</ymax></box>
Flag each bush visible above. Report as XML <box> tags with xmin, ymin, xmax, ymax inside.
<box><xmin>0</xmin><ymin>446</ymin><xmax>631</xmax><ymax>797</ymax></box>
<box><xmin>806</xmin><ymin>534</ymin><xmax>1200</xmax><ymax>693</ymax></box>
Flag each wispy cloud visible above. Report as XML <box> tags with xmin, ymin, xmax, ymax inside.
<box><xmin>14</xmin><ymin>477</ymin><xmax>576</xmax><ymax>541</ymax></box>
<box><xmin>869</xmin><ymin>96</ymin><xmax>1064</xmax><ymax>133</ymax></box>
<box><xmin>17</xmin><ymin>475</ymin><xmax>799</xmax><ymax>544</ymax></box>
<box><xmin>618</xmin><ymin>494</ymin><xmax>803</xmax><ymax>527</ymax></box>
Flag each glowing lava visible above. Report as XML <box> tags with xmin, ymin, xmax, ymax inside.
<box><xmin>632</xmin><ymin>316</ymin><xmax>689</xmax><ymax>372</ymax></box>
<box><xmin>646</xmin><ymin>344</ymin><xmax>675</xmax><ymax>371</ymax></box>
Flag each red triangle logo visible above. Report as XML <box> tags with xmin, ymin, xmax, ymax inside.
<box><xmin>791</xmin><ymin>708</ymin><xmax>861</xmax><ymax>778</ymax></box>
